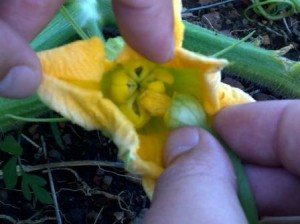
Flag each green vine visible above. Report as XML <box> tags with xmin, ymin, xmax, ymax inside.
<box><xmin>245</xmin><ymin>0</ymin><xmax>299</xmax><ymax>21</ymax></box>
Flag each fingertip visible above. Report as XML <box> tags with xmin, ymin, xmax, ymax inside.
<box><xmin>144</xmin><ymin>127</ymin><xmax>247</xmax><ymax>223</ymax></box>
<box><xmin>0</xmin><ymin>20</ymin><xmax>42</xmax><ymax>98</ymax></box>
<box><xmin>112</xmin><ymin>0</ymin><xmax>175</xmax><ymax>63</ymax></box>
<box><xmin>163</xmin><ymin>127</ymin><xmax>199</xmax><ymax>166</ymax></box>
<box><xmin>163</xmin><ymin>127</ymin><xmax>236</xmax><ymax>183</ymax></box>
<box><xmin>143</xmin><ymin>36</ymin><xmax>175</xmax><ymax>63</ymax></box>
<box><xmin>213</xmin><ymin>101</ymin><xmax>300</xmax><ymax>167</ymax></box>
<box><xmin>0</xmin><ymin>0</ymin><xmax>65</xmax><ymax>41</ymax></box>
<box><xmin>0</xmin><ymin>65</ymin><xmax>41</xmax><ymax>98</ymax></box>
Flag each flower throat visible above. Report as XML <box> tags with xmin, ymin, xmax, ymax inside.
<box><xmin>108</xmin><ymin>60</ymin><xmax>174</xmax><ymax>129</ymax></box>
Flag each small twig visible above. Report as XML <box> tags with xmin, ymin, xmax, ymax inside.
<box><xmin>0</xmin><ymin>214</ymin><xmax>57</xmax><ymax>224</ymax></box>
<box><xmin>42</xmin><ymin>136</ymin><xmax>62</xmax><ymax>224</ymax></box>
<box><xmin>256</xmin><ymin>22</ymin><xmax>285</xmax><ymax>37</ymax></box>
<box><xmin>283</xmin><ymin>17</ymin><xmax>292</xmax><ymax>35</ymax></box>
<box><xmin>0</xmin><ymin>199</ymin><xmax>20</xmax><ymax>210</ymax></box>
<box><xmin>117</xmin><ymin>191</ymin><xmax>135</xmax><ymax>216</ymax></box>
<box><xmin>93</xmin><ymin>207</ymin><xmax>104</xmax><ymax>224</ymax></box>
<box><xmin>21</xmin><ymin>134</ymin><xmax>44</xmax><ymax>160</ymax></box>
<box><xmin>229</xmin><ymin>28</ymin><xmax>256</xmax><ymax>36</ymax></box>
<box><xmin>59</xmin><ymin>210</ymin><xmax>72</xmax><ymax>224</ymax></box>
<box><xmin>18</xmin><ymin>216</ymin><xmax>57</xmax><ymax>224</ymax></box>
<box><xmin>91</xmin><ymin>188</ymin><xmax>121</xmax><ymax>200</ymax></box>
<box><xmin>182</xmin><ymin>0</ymin><xmax>235</xmax><ymax>13</ymax></box>
<box><xmin>23</xmin><ymin>205</ymin><xmax>70</xmax><ymax>224</ymax></box>
<box><xmin>97</xmin><ymin>166</ymin><xmax>142</xmax><ymax>184</ymax></box>
<box><xmin>51</xmin><ymin>167</ymin><xmax>122</xmax><ymax>200</ymax></box>
<box><xmin>56</xmin><ymin>188</ymin><xmax>82</xmax><ymax>194</ymax></box>
<box><xmin>54</xmin><ymin>168</ymin><xmax>124</xmax><ymax>201</ymax></box>
<box><xmin>21</xmin><ymin>134</ymin><xmax>41</xmax><ymax>150</ymax></box>
<box><xmin>0</xmin><ymin>160</ymin><xmax>124</xmax><ymax>179</ymax></box>
<box><xmin>97</xmin><ymin>131</ymin><xmax>111</xmax><ymax>146</ymax></box>
<box><xmin>0</xmin><ymin>214</ymin><xmax>17</xmax><ymax>224</ymax></box>
<box><xmin>47</xmin><ymin>170</ymin><xmax>61</xmax><ymax>223</ymax></box>
<box><xmin>291</xmin><ymin>21</ymin><xmax>300</xmax><ymax>36</ymax></box>
<box><xmin>68</xmin><ymin>125</ymin><xmax>83</xmax><ymax>140</ymax></box>
<box><xmin>50</xmin><ymin>167</ymin><xmax>92</xmax><ymax>196</ymax></box>
<box><xmin>201</xmin><ymin>14</ymin><xmax>215</xmax><ymax>30</ymax></box>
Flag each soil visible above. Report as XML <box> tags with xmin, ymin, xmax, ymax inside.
<box><xmin>0</xmin><ymin>1</ymin><xmax>299</xmax><ymax>224</ymax></box>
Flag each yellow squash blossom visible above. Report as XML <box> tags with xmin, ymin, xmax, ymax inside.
<box><xmin>37</xmin><ymin>0</ymin><xmax>254</xmax><ymax>198</ymax></box>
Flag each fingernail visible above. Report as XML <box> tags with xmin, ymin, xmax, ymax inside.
<box><xmin>0</xmin><ymin>66</ymin><xmax>41</xmax><ymax>98</ymax></box>
<box><xmin>164</xmin><ymin>127</ymin><xmax>200</xmax><ymax>166</ymax></box>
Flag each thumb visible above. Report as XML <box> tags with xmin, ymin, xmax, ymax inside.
<box><xmin>112</xmin><ymin>0</ymin><xmax>174</xmax><ymax>63</ymax></box>
<box><xmin>0</xmin><ymin>21</ymin><xmax>41</xmax><ymax>98</ymax></box>
<box><xmin>143</xmin><ymin>127</ymin><xmax>247</xmax><ymax>224</ymax></box>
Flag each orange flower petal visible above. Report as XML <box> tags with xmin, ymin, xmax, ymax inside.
<box><xmin>38</xmin><ymin>37</ymin><xmax>111</xmax><ymax>83</ymax></box>
<box><xmin>174</xmin><ymin>0</ymin><xmax>184</xmax><ymax>47</ymax></box>
<box><xmin>166</xmin><ymin>48</ymin><xmax>254</xmax><ymax>118</ymax></box>
<box><xmin>38</xmin><ymin>75</ymin><xmax>140</xmax><ymax>160</ymax></box>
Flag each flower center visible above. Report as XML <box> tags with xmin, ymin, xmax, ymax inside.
<box><xmin>109</xmin><ymin>60</ymin><xmax>174</xmax><ymax>129</ymax></box>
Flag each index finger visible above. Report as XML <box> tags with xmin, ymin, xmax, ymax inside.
<box><xmin>0</xmin><ymin>0</ymin><xmax>65</xmax><ymax>41</ymax></box>
<box><xmin>112</xmin><ymin>0</ymin><xmax>175</xmax><ymax>63</ymax></box>
<box><xmin>213</xmin><ymin>100</ymin><xmax>300</xmax><ymax>175</ymax></box>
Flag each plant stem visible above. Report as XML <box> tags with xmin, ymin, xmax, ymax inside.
<box><xmin>225</xmin><ymin>145</ymin><xmax>258</xmax><ymax>224</ymax></box>
<box><xmin>0</xmin><ymin>97</ymin><xmax>49</xmax><ymax>133</ymax></box>
<box><xmin>5</xmin><ymin>115</ymin><xmax>68</xmax><ymax>123</ymax></box>
<box><xmin>183</xmin><ymin>21</ymin><xmax>300</xmax><ymax>98</ymax></box>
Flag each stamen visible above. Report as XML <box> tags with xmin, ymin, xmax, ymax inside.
<box><xmin>147</xmin><ymin>81</ymin><xmax>165</xmax><ymax>94</ymax></box>
<box><xmin>109</xmin><ymin>60</ymin><xmax>175</xmax><ymax>129</ymax></box>
<box><xmin>139</xmin><ymin>90</ymin><xmax>171</xmax><ymax>117</ymax></box>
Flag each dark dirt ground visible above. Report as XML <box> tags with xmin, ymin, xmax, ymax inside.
<box><xmin>0</xmin><ymin>1</ymin><xmax>299</xmax><ymax>223</ymax></box>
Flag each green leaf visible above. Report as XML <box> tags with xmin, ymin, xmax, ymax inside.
<box><xmin>32</xmin><ymin>185</ymin><xmax>53</xmax><ymax>204</ymax></box>
<box><xmin>21</xmin><ymin>174</ymin><xmax>50</xmax><ymax>202</ymax></box>
<box><xmin>21</xmin><ymin>174</ymin><xmax>32</xmax><ymax>200</ymax></box>
<box><xmin>3</xmin><ymin>156</ymin><xmax>18</xmax><ymax>189</ymax></box>
<box><xmin>50</xmin><ymin>121</ymin><xmax>64</xmax><ymax>150</ymax></box>
<box><xmin>0</xmin><ymin>136</ymin><xmax>23</xmax><ymax>155</ymax></box>
<box><xmin>26</xmin><ymin>174</ymin><xmax>47</xmax><ymax>186</ymax></box>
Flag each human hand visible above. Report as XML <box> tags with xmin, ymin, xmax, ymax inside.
<box><xmin>0</xmin><ymin>0</ymin><xmax>174</xmax><ymax>98</ymax></box>
<box><xmin>143</xmin><ymin>100</ymin><xmax>300</xmax><ymax>223</ymax></box>
<box><xmin>112</xmin><ymin>0</ymin><xmax>175</xmax><ymax>63</ymax></box>
<box><xmin>0</xmin><ymin>1</ymin><xmax>65</xmax><ymax>98</ymax></box>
